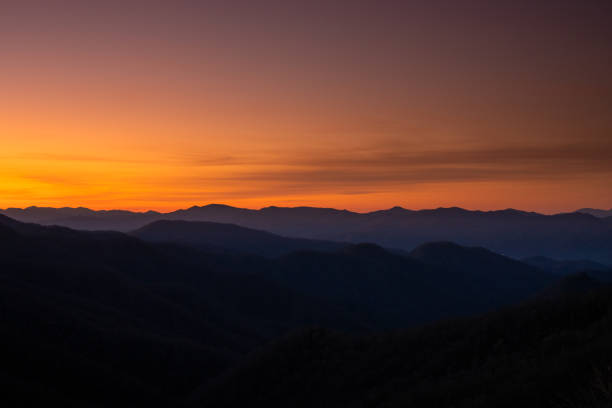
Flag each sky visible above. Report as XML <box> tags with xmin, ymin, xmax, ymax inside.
<box><xmin>1</xmin><ymin>0</ymin><xmax>611</xmax><ymax>213</ymax></box>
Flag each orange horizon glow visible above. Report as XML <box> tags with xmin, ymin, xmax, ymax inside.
<box><xmin>1</xmin><ymin>2</ymin><xmax>611</xmax><ymax>213</ymax></box>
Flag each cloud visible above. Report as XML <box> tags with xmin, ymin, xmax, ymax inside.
<box><xmin>189</xmin><ymin>141</ymin><xmax>612</xmax><ymax>192</ymax></box>
<box><xmin>5</xmin><ymin>140</ymin><xmax>611</xmax><ymax>205</ymax></box>
<box><xmin>289</xmin><ymin>142</ymin><xmax>612</xmax><ymax>169</ymax></box>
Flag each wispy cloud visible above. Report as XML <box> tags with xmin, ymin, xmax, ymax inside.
<box><xmin>182</xmin><ymin>141</ymin><xmax>612</xmax><ymax>190</ymax></box>
<box><xmin>3</xmin><ymin>140</ymin><xmax>610</xmax><ymax>209</ymax></box>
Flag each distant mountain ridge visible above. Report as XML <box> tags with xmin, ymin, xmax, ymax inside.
<box><xmin>0</xmin><ymin>204</ymin><xmax>546</xmax><ymax>231</ymax></box>
<box><xmin>0</xmin><ymin>206</ymin><xmax>161</xmax><ymax>231</ymax></box>
<box><xmin>576</xmin><ymin>208</ymin><xmax>612</xmax><ymax>218</ymax></box>
<box><xmin>3</xmin><ymin>204</ymin><xmax>612</xmax><ymax>263</ymax></box>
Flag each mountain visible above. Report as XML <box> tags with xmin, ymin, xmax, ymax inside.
<box><xmin>522</xmin><ymin>255</ymin><xmax>610</xmax><ymax>275</ymax></box>
<box><xmin>0</xmin><ymin>206</ymin><xmax>161</xmax><ymax>231</ymax></box>
<box><xmin>411</xmin><ymin>241</ymin><xmax>545</xmax><ymax>281</ymax></box>
<box><xmin>259</xmin><ymin>242</ymin><xmax>554</xmax><ymax>328</ymax></box>
<box><xmin>131</xmin><ymin>220</ymin><xmax>345</xmax><ymax>257</ymax></box>
<box><xmin>0</xmin><ymin>215</ymin><xmax>364</xmax><ymax>407</ymax></box>
<box><xmin>576</xmin><ymin>207</ymin><xmax>612</xmax><ymax>218</ymax></box>
<box><xmin>132</xmin><ymin>220</ymin><xmax>557</xmax><ymax>327</ymax></box>
<box><xmin>0</xmin><ymin>213</ymin><xmax>556</xmax><ymax>405</ymax></box>
<box><xmin>537</xmin><ymin>272</ymin><xmax>605</xmax><ymax>299</ymax></box>
<box><xmin>0</xmin><ymin>214</ymin><xmax>605</xmax><ymax>407</ymax></box>
<box><xmin>3</xmin><ymin>204</ymin><xmax>612</xmax><ymax>263</ymax></box>
<box><xmin>197</xmin><ymin>287</ymin><xmax>612</xmax><ymax>408</ymax></box>
<box><xmin>409</xmin><ymin>241</ymin><xmax>554</xmax><ymax>300</ymax></box>
<box><xmin>0</xmin><ymin>221</ymin><xmax>17</xmax><ymax>238</ymax></box>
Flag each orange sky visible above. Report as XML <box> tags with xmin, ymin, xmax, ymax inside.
<box><xmin>1</xmin><ymin>1</ymin><xmax>611</xmax><ymax>213</ymax></box>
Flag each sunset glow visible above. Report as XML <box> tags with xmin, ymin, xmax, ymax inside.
<box><xmin>1</xmin><ymin>1</ymin><xmax>611</xmax><ymax>212</ymax></box>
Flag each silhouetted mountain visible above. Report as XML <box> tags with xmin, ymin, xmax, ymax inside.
<box><xmin>0</xmin><ymin>220</ymin><xmax>17</xmax><ymax>238</ymax></box>
<box><xmin>112</xmin><ymin>219</ymin><xmax>560</xmax><ymax>328</ymax></box>
<box><xmin>1</xmin><ymin>214</ymin><xmax>608</xmax><ymax>406</ymax></box>
<box><xmin>0</xmin><ymin>215</ymin><xmax>364</xmax><ymax>407</ymax></box>
<box><xmin>522</xmin><ymin>255</ymin><xmax>609</xmax><ymax>275</ymax></box>
<box><xmin>131</xmin><ymin>222</ymin><xmax>557</xmax><ymax>328</ymax></box>
<box><xmin>132</xmin><ymin>220</ymin><xmax>345</xmax><ymax>257</ymax></box>
<box><xmin>3</xmin><ymin>204</ymin><xmax>612</xmax><ymax>263</ymax></box>
<box><xmin>411</xmin><ymin>241</ymin><xmax>542</xmax><ymax>278</ymax></box>
<box><xmin>259</xmin><ymin>242</ymin><xmax>554</xmax><ymax>328</ymax></box>
<box><xmin>522</xmin><ymin>256</ymin><xmax>612</xmax><ymax>285</ymax></box>
<box><xmin>576</xmin><ymin>207</ymin><xmax>612</xmax><ymax>218</ymax></box>
<box><xmin>409</xmin><ymin>241</ymin><xmax>555</xmax><ymax>303</ymax></box>
<box><xmin>197</xmin><ymin>287</ymin><xmax>612</xmax><ymax>408</ymax></box>
<box><xmin>0</xmin><ymin>206</ymin><xmax>161</xmax><ymax>231</ymax></box>
<box><xmin>537</xmin><ymin>272</ymin><xmax>605</xmax><ymax>299</ymax></box>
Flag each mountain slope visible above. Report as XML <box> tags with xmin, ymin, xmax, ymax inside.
<box><xmin>0</xmin><ymin>214</ymin><xmax>601</xmax><ymax>407</ymax></box>
<box><xmin>0</xmin><ymin>215</ymin><xmax>364</xmax><ymax>407</ymax></box>
<box><xmin>260</xmin><ymin>242</ymin><xmax>554</xmax><ymax>328</ymax></box>
<box><xmin>537</xmin><ymin>272</ymin><xmax>605</xmax><ymax>299</ymax></box>
<box><xmin>131</xmin><ymin>220</ymin><xmax>345</xmax><ymax>257</ymax></box>
<box><xmin>3</xmin><ymin>204</ymin><xmax>612</xmax><ymax>263</ymax></box>
<box><xmin>522</xmin><ymin>255</ymin><xmax>609</xmax><ymax>275</ymax></box>
<box><xmin>196</xmin><ymin>287</ymin><xmax>612</xmax><ymax>408</ymax></box>
<box><xmin>0</xmin><ymin>206</ymin><xmax>161</xmax><ymax>231</ymax></box>
<box><xmin>410</xmin><ymin>241</ymin><xmax>554</xmax><ymax>292</ymax></box>
<box><xmin>0</xmin><ymin>214</ymin><xmax>566</xmax><ymax>331</ymax></box>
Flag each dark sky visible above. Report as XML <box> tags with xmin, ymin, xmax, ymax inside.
<box><xmin>1</xmin><ymin>1</ymin><xmax>611</xmax><ymax>211</ymax></box>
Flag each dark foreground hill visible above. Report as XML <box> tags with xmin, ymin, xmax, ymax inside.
<box><xmin>3</xmin><ymin>204</ymin><xmax>612</xmax><ymax>263</ymax></box>
<box><xmin>0</xmin><ymin>215</ymin><xmax>363</xmax><ymax>407</ymax></box>
<box><xmin>197</xmin><ymin>287</ymin><xmax>612</xmax><ymax>408</ymax></box>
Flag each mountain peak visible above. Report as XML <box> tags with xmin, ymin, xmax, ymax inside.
<box><xmin>493</xmin><ymin>208</ymin><xmax>533</xmax><ymax>216</ymax></box>
<box><xmin>425</xmin><ymin>207</ymin><xmax>471</xmax><ymax>215</ymax></box>
<box><xmin>204</xmin><ymin>203</ymin><xmax>235</xmax><ymax>209</ymax></box>
<box><xmin>387</xmin><ymin>206</ymin><xmax>409</xmax><ymax>213</ymax></box>
<box><xmin>187</xmin><ymin>203</ymin><xmax>235</xmax><ymax>210</ymax></box>
<box><xmin>576</xmin><ymin>208</ymin><xmax>612</xmax><ymax>218</ymax></box>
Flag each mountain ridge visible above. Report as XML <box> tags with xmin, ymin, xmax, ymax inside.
<box><xmin>0</xmin><ymin>203</ymin><xmax>567</xmax><ymax>220</ymax></box>
<box><xmin>576</xmin><ymin>207</ymin><xmax>612</xmax><ymax>218</ymax></box>
<box><xmin>0</xmin><ymin>213</ymin><xmax>608</xmax><ymax>406</ymax></box>
<box><xmin>3</xmin><ymin>204</ymin><xmax>612</xmax><ymax>263</ymax></box>
<box><xmin>131</xmin><ymin>219</ymin><xmax>346</xmax><ymax>258</ymax></box>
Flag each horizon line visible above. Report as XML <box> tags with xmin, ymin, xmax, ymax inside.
<box><xmin>1</xmin><ymin>203</ymin><xmax>609</xmax><ymax>216</ymax></box>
